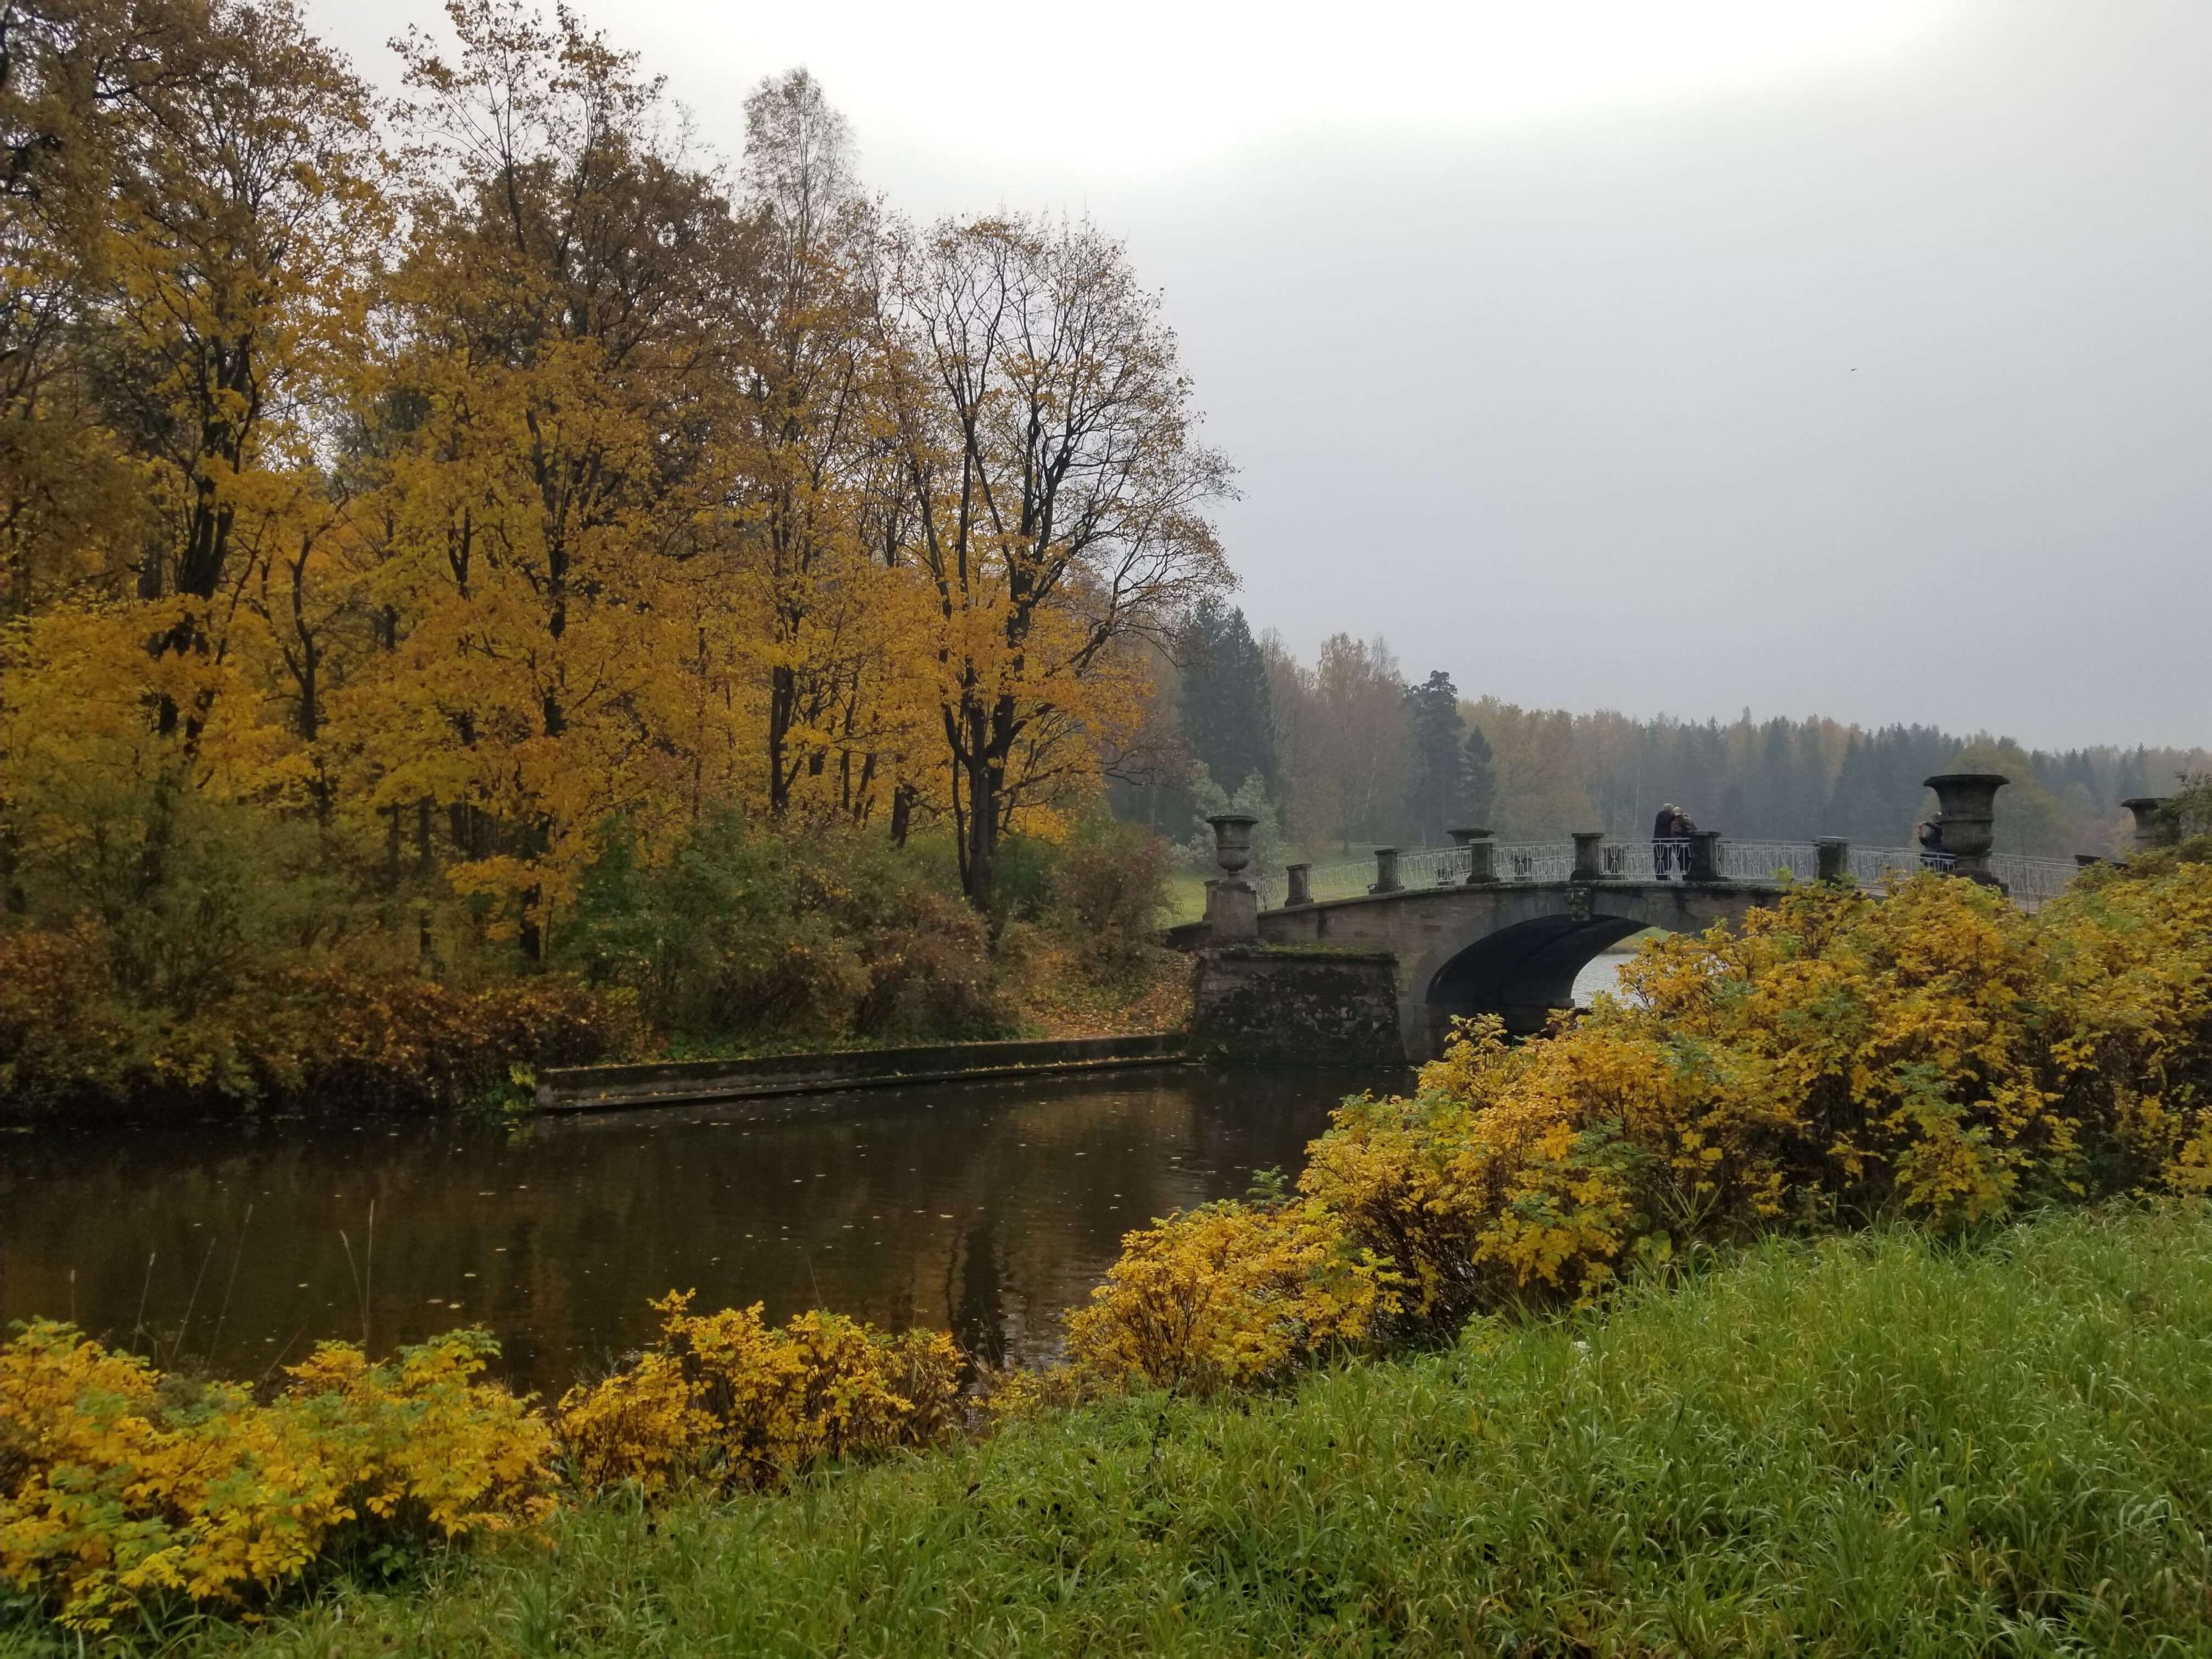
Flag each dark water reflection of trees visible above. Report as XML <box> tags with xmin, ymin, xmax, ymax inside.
<box><xmin>0</xmin><ymin>1069</ymin><xmax>1395</xmax><ymax>1392</ymax></box>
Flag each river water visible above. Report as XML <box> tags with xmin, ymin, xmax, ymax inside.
<box><xmin>0</xmin><ymin>1068</ymin><xmax>1397</xmax><ymax>1394</ymax></box>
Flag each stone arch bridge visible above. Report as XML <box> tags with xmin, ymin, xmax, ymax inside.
<box><xmin>1256</xmin><ymin>870</ymin><xmax>1776</xmax><ymax>1060</ymax></box>
<box><xmin>1184</xmin><ymin>775</ymin><xmax>2108</xmax><ymax>1067</ymax></box>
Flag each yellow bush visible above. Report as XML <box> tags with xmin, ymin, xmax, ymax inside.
<box><xmin>0</xmin><ymin>1322</ymin><xmax>554</xmax><ymax>1632</ymax></box>
<box><xmin>2038</xmin><ymin>858</ymin><xmax>2212</xmax><ymax>1192</ymax></box>
<box><xmin>557</xmin><ymin>1293</ymin><xmax>961</xmax><ymax>1492</ymax></box>
<box><xmin>1062</xmin><ymin>863</ymin><xmax>2191</xmax><ymax>1367</ymax></box>
<box><xmin>1300</xmin><ymin>1023</ymin><xmax>1651</xmax><ymax>1318</ymax></box>
<box><xmin>1062</xmin><ymin>1200</ymin><xmax>1397</xmax><ymax>1394</ymax></box>
<box><xmin>1297</xmin><ymin>867</ymin><xmax>2212</xmax><ymax>1325</ymax></box>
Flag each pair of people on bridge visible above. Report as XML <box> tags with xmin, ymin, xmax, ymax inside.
<box><xmin>1652</xmin><ymin>804</ymin><xmax>1697</xmax><ymax>880</ymax></box>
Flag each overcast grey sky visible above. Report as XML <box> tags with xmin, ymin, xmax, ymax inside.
<box><xmin>312</xmin><ymin>0</ymin><xmax>2211</xmax><ymax>750</ymax></box>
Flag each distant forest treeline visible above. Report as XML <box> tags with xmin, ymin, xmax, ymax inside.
<box><xmin>1121</xmin><ymin>602</ymin><xmax>2208</xmax><ymax>863</ymax></box>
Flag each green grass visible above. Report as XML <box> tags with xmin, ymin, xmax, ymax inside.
<box><xmin>1165</xmin><ymin>871</ymin><xmax>1210</xmax><ymax>925</ymax></box>
<box><xmin>27</xmin><ymin>1204</ymin><xmax>2212</xmax><ymax>1657</ymax></box>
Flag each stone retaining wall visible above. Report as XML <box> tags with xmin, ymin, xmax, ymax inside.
<box><xmin>1189</xmin><ymin>945</ymin><xmax>1405</xmax><ymax>1067</ymax></box>
<box><xmin>537</xmin><ymin>1032</ymin><xmax>1188</xmax><ymax>1113</ymax></box>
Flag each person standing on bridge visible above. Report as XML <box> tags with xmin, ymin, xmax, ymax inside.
<box><xmin>1916</xmin><ymin>818</ymin><xmax>1947</xmax><ymax>869</ymax></box>
<box><xmin>1670</xmin><ymin>807</ymin><xmax>1698</xmax><ymax>877</ymax></box>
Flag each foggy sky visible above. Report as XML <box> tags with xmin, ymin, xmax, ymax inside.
<box><xmin>310</xmin><ymin>0</ymin><xmax>2212</xmax><ymax>751</ymax></box>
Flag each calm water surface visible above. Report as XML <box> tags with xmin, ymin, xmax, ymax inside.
<box><xmin>1</xmin><ymin>1068</ymin><xmax>1394</xmax><ymax>1392</ymax></box>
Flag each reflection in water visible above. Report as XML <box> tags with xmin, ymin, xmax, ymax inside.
<box><xmin>0</xmin><ymin>1068</ymin><xmax>1392</xmax><ymax>1393</ymax></box>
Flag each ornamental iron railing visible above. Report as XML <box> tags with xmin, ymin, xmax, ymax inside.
<box><xmin>1248</xmin><ymin>837</ymin><xmax>2084</xmax><ymax>913</ymax></box>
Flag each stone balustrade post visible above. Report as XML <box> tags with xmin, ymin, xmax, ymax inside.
<box><xmin>2121</xmin><ymin>796</ymin><xmax>2175</xmax><ymax>852</ymax></box>
<box><xmin>1204</xmin><ymin>813</ymin><xmax>1261</xmax><ymax>939</ymax></box>
<box><xmin>1687</xmin><ymin>830</ymin><xmax>1722</xmax><ymax>883</ymax></box>
<box><xmin>1815</xmin><ymin>837</ymin><xmax>1849</xmax><ymax>883</ymax></box>
<box><xmin>1284</xmin><ymin>862</ymin><xmax>1313</xmax><ymax>906</ymax></box>
<box><xmin>1571</xmin><ymin>831</ymin><xmax>1606</xmax><ymax>882</ymax></box>
<box><xmin>1924</xmin><ymin>773</ymin><xmax>2008</xmax><ymax>884</ymax></box>
<box><xmin>1451</xmin><ymin>827</ymin><xmax>1499</xmax><ymax>885</ymax></box>
<box><xmin>1370</xmin><ymin>846</ymin><xmax>1403</xmax><ymax>894</ymax></box>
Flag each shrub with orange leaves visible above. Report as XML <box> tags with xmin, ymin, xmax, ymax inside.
<box><xmin>0</xmin><ymin>1322</ymin><xmax>554</xmax><ymax>1632</ymax></box>
<box><xmin>557</xmin><ymin>1293</ymin><xmax>961</xmax><ymax>1493</ymax></box>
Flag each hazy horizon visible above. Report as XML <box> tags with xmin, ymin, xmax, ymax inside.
<box><xmin>311</xmin><ymin>0</ymin><xmax>2212</xmax><ymax>752</ymax></box>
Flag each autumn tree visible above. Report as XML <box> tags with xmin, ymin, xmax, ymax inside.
<box><xmin>1277</xmin><ymin>633</ymin><xmax>1410</xmax><ymax>852</ymax></box>
<box><xmin>877</xmin><ymin>214</ymin><xmax>1231</xmax><ymax>913</ymax></box>
<box><xmin>0</xmin><ymin>0</ymin><xmax>159</xmax><ymax>619</ymax></box>
<box><xmin>0</xmin><ymin>0</ymin><xmax>378</xmax><ymax>688</ymax></box>
<box><xmin>370</xmin><ymin>0</ymin><xmax>742</xmax><ymax>953</ymax></box>
<box><xmin>728</xmin><ymin>69</ymin><xmax>917</xmax><ymax>824</ymax></box>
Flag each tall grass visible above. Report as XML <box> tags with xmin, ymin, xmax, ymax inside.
<box><xmin>50</xmin><ymin>1201</ymin><xmax>2212</xmax><ymax>1658</ymax></box>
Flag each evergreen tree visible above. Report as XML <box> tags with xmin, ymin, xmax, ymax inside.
<box><xmin>1402</xmin><ymin>669</ymin><xmax>1470</xmax><ymax>844</ymax></box>
<box><xmin>1176</xmin><ymin>599</ymin><xmax>1276</xmax><ymax>797</ymax></box>
<box><xmin>1464</xmin><ymin>724</ymin><xmax>1497</xmax><ymax>830</ymax></box>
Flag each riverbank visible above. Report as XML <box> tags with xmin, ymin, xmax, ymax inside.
<box><xmin>64</xmin><ymin>1201</ymin><xmax>2212</xmax><ymax>1657</ymax></box>
<box><xmin>0</xmin><ymin>926</ymin><xmax>1194</xmax><ymax>1123</ymax></box>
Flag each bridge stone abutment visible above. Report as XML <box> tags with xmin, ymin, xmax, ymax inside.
<box><xmin>1250</xmin><ymin>880</ymin><xmax>1773</xmax><ymax>1062</ymax></box>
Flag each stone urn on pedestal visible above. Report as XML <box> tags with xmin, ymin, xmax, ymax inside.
<box><xmin>1924</xmin><ymin>773</ymin><xmax>2008</xmax><ymax>885</ymax></box>
<box><xmin>1204</xmin><ymin>813</ymin><xmax>1261</xmax><ymax>939</ymax></box>
<box><xmin>2121</xmin><ymin>796</ymin><xmax>2175</xmax><ymax>854</ymax></box>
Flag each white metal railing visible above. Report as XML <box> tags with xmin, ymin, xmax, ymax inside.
<box><xmin>1714</xmin><ymin>841</ymin><xmax>1820</xmax><ymax>882</ymax></box>
<box><xmin>1607</xmin><ymin>840</ymin><xmax>1691</xmax><ymax>881</ymax></box>
<box><xmin>1989</xmin><ymin>853</ymin><xmax>2081</xmax><ymax>901</ymax></box>
<box><xmin>1850</xmin><ymin>846</ymin><xmax>1946</xmax><ymax>886</ymax></box>
<box><xmin>1250</xmin><ymin>838</ymin><xmax>2081</xmax><ymax>911</ymax></box>
<box><xmin>1396</xmin><ymin>846</ymin><xmax>1467</xmax><ymax>889</ymax></box>
<box><xmin>1498</xmin><ymin>841</ymin><xmax>1576</xmax><ymax>882</ymax></box>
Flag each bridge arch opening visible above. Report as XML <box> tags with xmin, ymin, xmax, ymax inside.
<box><xmin>1422</xmin><ymin>914</ymin><xmax>1665</xmax><ymax>1050</ymax></box>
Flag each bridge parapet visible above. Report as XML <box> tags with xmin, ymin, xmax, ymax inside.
<box><xmin>1253</xmin><ymin>836</ymin><xmax>2082</xmax><ymax>913</ymax></box>
<box><xmin>1201</xmin><ymin>772</ymin><xmax>2112</xmax><ymax>1064</ymax></box>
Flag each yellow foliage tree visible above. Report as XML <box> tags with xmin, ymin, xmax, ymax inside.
<box><xmin>877</xmin><ymin>213</ymin><xmax>1234</xmax><ymax>911</ymax></box>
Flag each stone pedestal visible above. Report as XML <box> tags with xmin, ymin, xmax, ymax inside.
<box><xmin>1284</xmin><ymin>863</ymin><xmax>1313</xmax><ymax>906</ymax></box>
<box><xmin>2121</xmin><ymin>797</ymin><xmax>2174</xmax><ymax>852</ymax></box>
<box><xmin>2075</xmin><ymin>853</ymin><xmax>2106</xmax><ymax>869</ymax></box>
<box><xmin>1815</xmin><ymin>838</ymin><xmax>1849</xmax><ymax>883</ymax></box>
<box><xmin>1924</xmin><ymin>773</ymin><xmax>2008</xmax><ymax>885</ymax></box>
<box><xmin>1571</xmin><ymin>831</ymin><xmax>1606</xmax><ymax>882</ymax></box>
<box><xmin>1204</xmin><ymin>880</ymin><xmax>1259</xmax><ymax>939</ymax></box>
<box><xmin>1687</xmin><ymin>830</ymin><xmax>1722</xmax><ymax>883</ymax></box>
<box><xmin>1451</xmin><ymin>828</ymin><xmax>1499</xmax><ymax>885</ymax></box>
<box><xmin>1370</xmin><ymin>847</ymin><xmax>1402</xmax><ymax>894</ymax></box>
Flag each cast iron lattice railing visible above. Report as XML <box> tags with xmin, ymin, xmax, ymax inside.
<box><xmin>1253</xmin><ymin>840</ymin><xmax>2084</xmax><ymax>911</ymax></box>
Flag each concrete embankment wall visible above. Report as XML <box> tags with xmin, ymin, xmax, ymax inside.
<box><xmin>535</xmin><ymin>1032</ymin><xmax>1189</xmax><ymax>1113</ymax></box>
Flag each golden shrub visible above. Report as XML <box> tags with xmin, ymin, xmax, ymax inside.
<box><xmin>0</xmin><ymin>1322</ymin><xmax>554</xmax><ymax>1632</ymax></box>
<box><xmin>2037</xmin><ymin>858</ymin><xmax>2212</xmax><ymax>1192</ymax></box>
<box><xmin>1300</xmin><ymin>1023</ymin><xmax>1650</xmax><ymax>1318</ymax></box>
<box><xmin>1298</xmin><ymin>866</ymin><xmax>2212</xmax><ymax>1324</ymax></box>
<box><xmin>1061</xmin><ymin>1200</ymin><xmax>1398</xmax><ymax>1394</ymax></box>
<box><xmin>556</xmin><ymin>1293</ymin><xmax>962</xmax><ymax>1492</ymax></box>
<box><xmin>1062</xmin><ymin>866</ymin><xmax>2208</xmax><ymax>1390</ymax></box>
